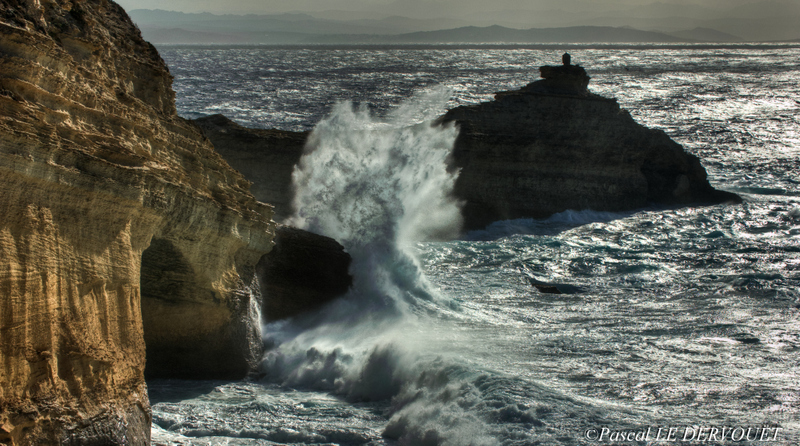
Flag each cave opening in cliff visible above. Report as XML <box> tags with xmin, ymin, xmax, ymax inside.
<box><xmin>141</xmin><ymin>239</ymin><xmax>194</xmax><ymax>304</ymax></box>
<box><xmin>139</xmin><ymin>238</ymin><xmax>254</xmax><ymax>380</ymax></box>
<box><xmin>140</xmin><ymin>237</ymin><xmax>239</xmax><ymax>379</ymax></box>
<box><xmin>140</xmin><ymin>238</ymin><xmax>195</xmax><ymax>379</ymax></box>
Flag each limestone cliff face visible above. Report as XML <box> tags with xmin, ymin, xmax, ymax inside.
<box><xmin>0</xmin><ymin>1</ymin><xmax>275</xmax><ymax>444</ymax></box>
<box><xmin>440</xmin><ymin>63</ymin><xmax>740</xmax><ymax>230</ymax></box>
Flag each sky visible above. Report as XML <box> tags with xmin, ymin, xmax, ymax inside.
<box><xmin>115</xmin><ymin>0</ymin><xmax>750</xmax><ymax>17</ymax></box>
<box><xmin>115</xmin><ymin>0</ymin><xmax>800</xmax><ymax>41</ymax></box>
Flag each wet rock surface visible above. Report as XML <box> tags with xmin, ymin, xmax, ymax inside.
<box><xmin>258</xmin><ymin>226</ymin><xmax>352</xmax><ymax>322</ymax></box>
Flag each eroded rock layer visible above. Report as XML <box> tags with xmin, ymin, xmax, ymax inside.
<box><xmin>0</xmin><ymin>1</ymin><xmax>275</xmax><ymax>444</ymax></box>
<box><xmin>193</xmin><ymin>114</ymin><xmax>308</xmax><ymax>222</ymax></box>
<box><xmin>440</xmin><ymin>64</ymin><xmax>740</xmax><ymax>230</ymax></box>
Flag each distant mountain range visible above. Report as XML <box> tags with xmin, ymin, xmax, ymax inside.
<box><xmin>323</xmin><ymin>26</ymin><xmax>695</xmax><ymax>44</ymax></box>
<box><xmin>128</xmin><ymin>8</ymin><xmax>799</xmax><ymax>45</ymax></box>
<box><xmin>128</xmin><ymin>10</ymin><xmax>468</xmax><ymax>36</ymax></box>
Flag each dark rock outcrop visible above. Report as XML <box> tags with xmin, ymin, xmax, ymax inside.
<box><xmin>528</xmin><ymin>277</ymin><xmax>584</xmax><ymax>295</ymax></box>
<box><xmin>258</xmin><ymin>226</ymin><xmax>352</xmax><ymax>322</ymax></box>
<box><xmin>193</xmin><ymin>114</ymin><xmax>308</xmax><ymax>222</ymax></box>
<box><xmin>0</xmin><ymin>1</ymin><xmax>274</xmax><ymax>444</ymax></box>
<box><xmin>439</xmin><ymin>60</ymin><xmax>740</xmax><ymax>230</ymax></box>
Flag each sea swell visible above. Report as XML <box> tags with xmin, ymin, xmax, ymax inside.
<box><xmin>149</xmin><ymin>46</ymin><xmax>800</xmax><ymax>446</ymax></box>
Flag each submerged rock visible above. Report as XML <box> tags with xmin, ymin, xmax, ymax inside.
<box><xmin>0</xmin><ymin>1</ymin><xmax>274</xmax><ymax>443</ymax></box>
<box><xmin>528</xmin><ymin>277</ymin><xmax>584</xmax><ymax>295</ymax></box>
<box><xmin>439</xmin><ymin>57</ymin><xmax>741</xmax><ymax>230</ymax></box>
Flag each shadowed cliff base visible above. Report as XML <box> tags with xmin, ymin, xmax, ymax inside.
<box><xmin>140</xmin><ymin>238</ymin><xmax>265</xmax><ymax>380</ymax></box>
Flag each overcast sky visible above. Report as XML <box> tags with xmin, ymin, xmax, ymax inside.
<box><xmin>115</xmin><ymin>0</ymin><xmax>750</xmax><ymax>17</ymax></box>
<box><xmin>115</xmin><ymin>0</ymin><xmax>800</xmax><ymax>42</ymax></box>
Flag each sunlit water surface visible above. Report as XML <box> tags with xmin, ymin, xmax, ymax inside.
<box><xmin>150</xmin><ymin>45</ymin><xmax>800</xmax><ymax>445</ymax></box>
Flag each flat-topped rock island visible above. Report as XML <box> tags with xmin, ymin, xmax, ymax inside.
<box><xmin>439</xmin><ymin>54</ymin><xmax>740</xmax><ymax>230</ymax></box>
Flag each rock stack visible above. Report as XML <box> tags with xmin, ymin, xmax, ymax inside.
<box><xmin>439</xmin><ymin>55</ymin><xmax>740</xmax><ymax>230</ymax></box>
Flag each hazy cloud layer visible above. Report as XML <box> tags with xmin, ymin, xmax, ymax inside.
<box><xmin>116</xmin><ymin>0</ymin><xmax>771</xmax><ymax>17</ymax></box>
<box><xmin>117</xmin><ymin>0</ymin><xmax>800</xmax><ymax>42</ymax></box>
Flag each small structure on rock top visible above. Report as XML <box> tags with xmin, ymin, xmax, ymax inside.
<box><xmin>438</xmin><ymin>54</ymin><xmax>740</xmax><ymax>231</ymax></box>
<box><xmin>525</xmin><ymin>54</ymin><xmax>591</xmax><ymax>96</ymax></box>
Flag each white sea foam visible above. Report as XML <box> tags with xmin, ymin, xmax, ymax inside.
<box><xmin>259</xmin><ymin>330</ymin><xmax>510</xmax><ymax>445</ymax></box>
<box><xmin>263</xmin><ymin>88</ymin><xmax>507</xmax><ymax>444</ymax></box>
<box><xmin>287</xmin><ymin>85</ymin><xmax>462</xmax><ymax>316</ymax></box>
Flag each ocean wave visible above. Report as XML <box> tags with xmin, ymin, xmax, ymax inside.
<box><xmin>463</xmin><ymin>209</ymin><xmax>638</xmax><ymax>240</ymax></box>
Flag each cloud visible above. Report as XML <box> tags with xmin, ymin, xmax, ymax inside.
<box><xmin>117</xmin><ymin>0</ymin><xmax>800</xmax><ymax>41</ymax></box>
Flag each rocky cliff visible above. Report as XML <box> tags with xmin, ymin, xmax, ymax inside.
<box><xmin>191</xmin><ymin>117</ymin><xmax>353</xmax><ymax>321</ymax></box>
<box><xmin>193</xmin><ymin>114</ymin><xmax>308</xmax><ymax>222</ymax></box>
<box><xmin>440</xmin><ymin>60</ymin><xmax>740</xmax><ymax>230</ymax></box>
<box><xmin>0</xmin><ymin>1</ymin><xmax>275</xmax><ymax>444</ymax></box>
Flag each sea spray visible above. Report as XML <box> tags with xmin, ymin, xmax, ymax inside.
<box><xmin>257</xmin><ymin>88</ymin><xmax>635</xmax><ymax>446</ymax></box>
<box><xmin>261</xmin><ymin>89</ymin><xmax>504</xmax><ymax>444</ymax></box>
<box><xmin>288</xmin><ymin>86</ymin><xmax>462</xmax><ymax>316</ymax></box>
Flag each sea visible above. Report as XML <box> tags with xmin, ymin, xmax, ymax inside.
<box><xmin>148</xmin><ymin>45</ymin><xmax>800</xmax><ymax>446</ymax></box>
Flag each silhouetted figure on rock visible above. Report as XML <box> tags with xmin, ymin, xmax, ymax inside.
<box><xmin>562</xmin><ymin>52</ymin><xmax>571</xmax><ymax>66</ymax></box>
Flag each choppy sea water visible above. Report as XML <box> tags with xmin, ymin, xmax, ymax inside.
<box><xmin>150</xmin><ymin>45</ymin><xmax>800</xmax><ymax>445</ymax></box>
